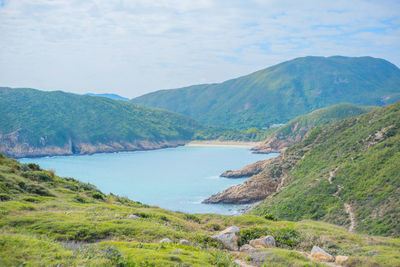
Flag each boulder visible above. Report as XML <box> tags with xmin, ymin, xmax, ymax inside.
<box><xmin>335</xmin><ymin>255</ymin><xmax>349</xmax><ymax>265</ymax></box>
<box><xmin>127</xmin><ymin>214</ymin><xmax>140</xmax><ymax>219</ymax></box>
<box><xmin>249</xmin><ymin>235</ymin><xmax>276</xmax><ymax>248</ymax></box>
<box><xmin>310</xmin><ymin>246</ymin><xmax>334</xmax><ymax>262</ymax></box>
<box><xmin>159</xmin><ymin>238</ymin><xmax>172</xmax><ymax>244</ymax></box>
<box><xmin>211</xmin><ymin>226</ymin><xmax>240</xmax><ymax>251</ymax></box>
<box><xmin>179</xmin><ymin>239</ymin><xmax>191</xmax><ymax>246</ymax></box>
<box><xmin>240</xmin><ymin>244</ymin><xmax>256</xmax><ymax>252</ymax></box>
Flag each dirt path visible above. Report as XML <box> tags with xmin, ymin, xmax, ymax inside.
<box><xmin>328</xmin><ymin>167</ymin><xmax>356</xmax><ymax>233</ymax></box>
<box><xmin>344</xmin><ymin>203</ymin><xmax>356</xmax><ymax>233</ymax></box>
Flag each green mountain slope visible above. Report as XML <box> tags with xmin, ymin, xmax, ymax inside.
<box><xmin>252</xmin><ymin>103</ymin><xmax>377</xmax><ymax>153</ymax></box>
<box><xmin>0</xmin><ymin>87</ymin><xmax>201</xmax><ymax>157</ymax></box>
<box><xmin>251</xmin><ymin>102</ymin><xmax>400</xmax><ymax>237</ymax></box>
<box><xmin>133</xmin><ymin>56</ymin><xmax>400</xmax><ymax>128</ymax></box>
<box><xmin>1</xmin><ymin>154</ymin><xmax>399</xmax><ymax>266</ymax></box>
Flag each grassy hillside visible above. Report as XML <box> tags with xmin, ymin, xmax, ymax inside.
<box><xmin>251</xmin><ymin>102</ymin><xmax>400</xmax><ymax>238</ymax></box>
<box><xmin>0</xmin><ymin>154</ymin><xmax>399</xmax><ymax>266</ymax></box>
<box><xmin>133</xmin><ymin>56</ymin><xmax>400</xmax><ymax>128</ymax></box>
<box><xmin>0</xmin><ymin>87</ymin><xmax>201</xmax><ymax>157</ymax></box>
<box><xmin>252</xmin><ymin>103</ymin><xmax>376</xmax><ymax>153</ymax></box>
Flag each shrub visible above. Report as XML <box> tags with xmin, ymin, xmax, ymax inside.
<box><xmin>26</xmin><ymin>184</ymin><xmax>54</xmax><ymax>196</ymax></box>
<box><xmin>184</xmin><ymin>214</ymin><xmax>201</xmax><ymax>223</ymax></box>
<box><xmin>238</xmin><ymin>227</ymin><xmax>302</xmax><ymax>248</ymax></box>
<box><xmin>0</xmin><ymin>194</ymin><xmax>11</xmax><ymax>201</ymax></box>
<box><xmin>264</xmin><ymin>213</ymin><xmax>279</xmax><ymax>221</ymax></box>
<box><xmin>206</xmin><ymin>223</ymin><xmax>221</xmax><ymax>231</ymax></box>
<box><xmin>92</xmin><ymin>192</ymin><xmax>105</xmax><ymax>200</ymax></box>
<box><xmin>75</xmin><ymin>195</ymin><xmax>88</xmax><ymax>203</ymax></box>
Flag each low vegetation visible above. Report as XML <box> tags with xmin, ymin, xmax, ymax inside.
<box><xmin>0</xmin><ymin>153</ymin><xmax>399</xmax><ymax>266</ymax></box>
<box><xmin>251</xmin><ymin>102</ymin><xmax>400</xmax><ymax>238</ymax></box>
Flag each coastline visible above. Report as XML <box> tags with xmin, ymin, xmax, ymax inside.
<box><xmin>186</xmin><ymin>140</ymin><xmax>260</xmax><ymax>148</ymax></box>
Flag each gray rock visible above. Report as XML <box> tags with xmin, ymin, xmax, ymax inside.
<box><xmin>211</xmin><ymin>226</ymin><xmax>240</xmax><ymax>251</ymax></box>
<box><xmin>159</xmin><ymin>238</ymin><xmax>172</xmax><ymax>244</ymax></box>
<box><xmin>239</xmin><ymin>244</ymin><xmax>256</xmax><ymax>252</ymax></box>
<box><xmin>127</xmin><ymin>214</ymin><xmax>140</xmax><ymax>219</ymax></box>
<box><xmin>179</xmin><ymin>239</ymin><xmax>191</xmax><ymax>245</ymax></box>
<box><xmin>310</xmin><ymin>246</ymin><xmax>334</xmax><ymax>262</ymax></box>
<box><xmin>249</xmin><ymin>235</ymin><xmax>276</xmax><ymax>248</ymax></box>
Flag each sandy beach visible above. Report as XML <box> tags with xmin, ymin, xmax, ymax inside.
<box><xmin>185</xmin><ymin>140</ymin><xmax>260</xmax><ymax>148</ymax></box>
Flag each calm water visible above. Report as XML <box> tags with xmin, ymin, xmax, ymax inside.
<box><xmin>20</xmin><ymin>146</ymin><xmax>277</xmax><ymax>214</ymax></box>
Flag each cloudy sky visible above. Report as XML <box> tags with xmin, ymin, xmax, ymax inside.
<box><xmin>0</xmin><ymin>0</ymin><xmax>399</xmax><ymax>98</ymax></box>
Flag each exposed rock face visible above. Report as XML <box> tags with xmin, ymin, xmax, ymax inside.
<box><xmin>239</xmin><ymin>244</ymin><xmax>256</xmax><ymax>252</ymax></box>
<box><xmin>203</xmin><ymin>171</ymin><xmax>280</xmax><ymax>204</ymax></box>
<box><xmin>127</xmin><ymin>214</ymin><xmax>140</xmax><ymax>220</ymax></box>
<box><xmin>310</xmin><ymin>246</ymin><xmax>334</xmax><ymax>262</ymax></box>
<box><xmin>249</xmin><ymin>235</ymin><xmax>275</xmax><ymax>248</ymax></box>
<box><xmin>0</xmin><ymin>129</ymin><xmax>186</xmax><ymax>158</ymax></box>
<box><xmin>179</xmin><ymin>239</ymin><xmax>191</xmax><ymax>246</ymax></box>
<box><xmin>335</xmin><ymin>255</ymin><xmax>349</xmax><ymax>265</ymax></box>
<box><xmin>251</xmin><ymin>136</ymin><xmax>294</xmax><ymax>154</ymax></box>
<box><xmin>203</xmin><ymin>152</ymin><xmax>300</xmax><ymax>204</ymax></box>
<box><xmin>220</xmin><ymin>159</ymin><xmax>273</xmax><ymax>178</ymax></box>
<box><xmin>211</xmin><ymin>226</ymin><xmax>240</xmax><ymax>251</ymax></box>
<box><xmin>159</xmin><ymin>238</ymin><xmax>172</xmax><ymax>244</ymax></box>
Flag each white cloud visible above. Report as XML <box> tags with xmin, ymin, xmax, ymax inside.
<box><xmin>0</xmin><ymin>0</ymin><xmax>399</xmax><ymax>98</ymax></box>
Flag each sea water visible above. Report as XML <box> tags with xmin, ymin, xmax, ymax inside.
<box><xmin>19</xmin><ymin>146</ymin><xmax>278</xmax><ymax>214</ymax></box>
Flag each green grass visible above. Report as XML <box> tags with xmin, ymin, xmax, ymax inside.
<box><xmin>133</xmin><ymin>56</ymin><xmax>400</xmax><ymax>128</ymax></box>
<box><xmin>251</xmin><ymin>102</ymin><xmax>400</xmax><ymax>237</ymax></box>
<box><xmin>0</xmin><ymin>154</ymin><xmax>399</xmax><ymax>266</ymax></box>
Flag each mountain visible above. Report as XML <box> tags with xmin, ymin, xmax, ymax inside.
<box><xmin>133</xmin><ymin>56</ymin><xmax>400</xmax><ymax>129</ymax></box>
<box><xmin>1</xmin><ymin>154</ymin><xmax>399</xmax><ymax>266</ymax></box>
<box><xmin>0</xmin><ymin>87</ymin><xmax>201</xmax><ymax>158</ymax></box>
<box><xmin>205</xmin><ymin>102</ymin><xmax>400</xmax><ymax>237</ymax></box>
<box><xmin>252</xmin><ymin>103</ymin><xmax>376</xmax><ymax>153</ymax></box>
<box><xmin>86</xmin><ymin>93</ymin><xmax>130</xmax><ymax>101</ymax></box>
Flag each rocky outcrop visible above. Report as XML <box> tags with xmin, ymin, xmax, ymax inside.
<box><xmin>159</xmin><ymin>238</ymin><xmax>172</xmax><ymax>244</ymax></box>
<box><xmin>203</xmin><ymin>152</ymin><xmax>300</xmax><ymax>204</ymax></box>
<box><xmin>251</xmin><ymin>136</ymin><xmax>299</xmax><ymax>154</ymax></box>
<box><xmin>249</xmin><ymin>235</ymin><xmax>276</xmax><ymax>248</ymax></box>
<box><xmin>0</xmin><ymin>129</ymin><xmax>186</xmax><ymax>158</ymax></box>
<box><xmin>220</xmin><ymin>159</ymin><xmax>273</xmax><ymax>178</ymax></box>
<box><xmin>310</xmin><ymin>246</ymin><xmax>334</xmax><ymax>262</ymax></box>
<box><xmin>203</xmin><ymin>171</ymin><xmax>280</xmax><ymax>204</ymax></box>
<box><xmin>211</xmin><ymin>226</ymin><xmax>240</xmax><ymax>251</ymax></box>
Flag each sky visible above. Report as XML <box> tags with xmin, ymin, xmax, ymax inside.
<box><xmin>0</xmin><ymin>0</ymin><xmax>399</xmax><ymax>98</ymax></box>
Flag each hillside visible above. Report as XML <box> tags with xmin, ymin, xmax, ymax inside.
<box><xmin>205</xmin><ymin>102</ymin><xmax>400</xmax><ymax>238</ymax></box>
<box><xmin>0</xmin><ymin>87</ymin><xmax>201</xmax><ymax>158</ymax></box>
<box><xmin>133</xmin><ymin>56</ymin><xmax>400</xmax><ymax>128</ymax></box>
<box><xmin>1</xmin><ymin>154</ymin><xmax>399</xmax><ymax>266</ymax></box>
<box><xmin>252</xmin><ymin>103</ymin><xmax>376</xmax><ymax>153</ymax></box>
<box><xmin>86</xmin><ymin>93</ymin><xmax>130</xmax><ymax>101</ymax></box>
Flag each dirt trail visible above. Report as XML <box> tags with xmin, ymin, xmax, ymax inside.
<box><xmin>344</xmin><ymin>203</ymin><xmax>356</xmax><ymax>233</ymax></box>
<box><xmin>328</xmin><ymin>167</ymin><xmax>356</xmax><ymax>233</ymax></box>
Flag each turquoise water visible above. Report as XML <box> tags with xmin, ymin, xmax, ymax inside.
<box><xmin>20</xmin><ymin>146</ymin><xmax>277</xmax><ymax>214</ymax></box>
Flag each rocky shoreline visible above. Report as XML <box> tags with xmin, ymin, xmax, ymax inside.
<box><xmin>0</xmin><ymin>137</ymin><xmax>186</xmax><ymax>158</ymax></box>
<box><xmin>203</xmin><ymin>148</ymin><xmax>301</xmax><ymax>204</ymax></box>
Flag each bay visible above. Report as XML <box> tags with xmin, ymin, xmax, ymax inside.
<box><xmin>19</xmin><ymin>146</ymin><xmax>278</xmax><ymax>214</ymax></box>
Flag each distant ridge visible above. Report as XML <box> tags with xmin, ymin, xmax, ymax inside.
<box><xmin>133</xmin><ymin>56</ymin><xmax>400</xmax><ymax>129</ymax></box>
<box><xmin>0</xmin><ymin>87</ymin><xmax>201</xmax><ymax>158</ymax></box>
<box><xmin>86</xmin><ymin>93</ymin><xmax>130</xmax><ymax>101</ymax></box>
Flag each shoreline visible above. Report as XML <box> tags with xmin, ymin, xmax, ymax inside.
<box><xmin>186</xmin><ymin>140</ymin><xmax>260</xmax><ymax>148</ymax></box>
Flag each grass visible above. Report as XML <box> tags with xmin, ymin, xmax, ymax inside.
<box><xmin>0</xmin><ymin>154</ymin><xmax>399</xmax><ymax>266</ymax></box>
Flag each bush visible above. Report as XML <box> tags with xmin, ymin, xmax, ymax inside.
<box><xmin>264</xmin><ymin>213</ymin><xmax>279</xmax><ymax>221</ymax></box>
<box><xmin>75</xmin><ymin>195</ymin><xmax>89</xmax><ymax>203</ymax></box>
<box><xmin>0</xmin><ymin>194</ymin><xmax>11</xmax><ymax>201</ymax></box>
<box><xmin>238</xmin><ymin>227</ymin><xmax>302</xmax><ymax>248</ymax></box>
<box><xmin>92</xmin><ymin>192</ymin><xmax>105</xmax><ymax>200</ymax></box>
<box><xmin>26</xmin><ymin>184</ymin><xmax>54</xmax><ymax>196</ymax></box>
<box><xmin>22</xmin><ymin>171</ymin><xmax>53</xmax><ymax>182</ymax></box>
<box><xmin>184</xmin><ymin>214</ymin><xmax>201</xmax><ymax>223</ymax></box>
